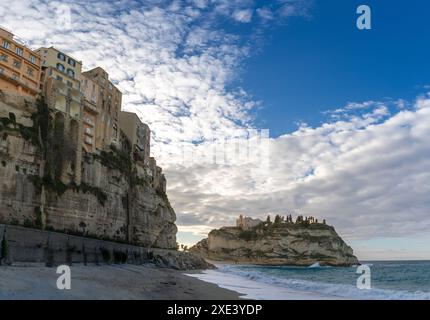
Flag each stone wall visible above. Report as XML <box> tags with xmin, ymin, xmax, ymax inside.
<box><xmin>0</xmin><ymin>224</ymin><xmax>210</xmax><ymax>270</ymax></box>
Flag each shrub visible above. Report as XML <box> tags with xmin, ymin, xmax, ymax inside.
<box><xmin>1</xmin><ymin>235</ymin><xmax>8</xmax><ymax>261</ymax></box>
<box><xmin>100</xmin><ymin>247</ymin><xmax>111</xmax><ymax>263</ymax></box>
<box><xmin>34</xmin><ymin>206</ymin><xmax>43</xmax><ymax>229</ymax></box>
<box><xmin>8</xmin><ymin>112</ymin><xmax>16</xmax><ymax>124</ymax></box>
<box><xmin>238</xmin><ymin>230</ymin><xmax>259</xmax><ymax>241</ymax></box>
<box><xmin>113</xmin><ymin>250</ymin><xmax>127</xmax><ymax>264</ymax></box>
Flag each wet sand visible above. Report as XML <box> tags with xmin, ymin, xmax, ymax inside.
<box><xmin>0</xmin><ymin>264</ymin><xmax>242</xmax><ymax>300</ymax></box>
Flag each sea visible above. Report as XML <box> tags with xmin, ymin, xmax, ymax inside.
<box><xmin>187</xmin><ymin>261</ymin><xmax>430</xmax><ymax>300</ymax></box>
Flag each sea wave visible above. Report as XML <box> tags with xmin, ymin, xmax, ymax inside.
<box><xmin>308</xmin><ymin>262</ymin><xmax>321</xmax><ymax>268</ymax></box>
<box><xmin>215</xmin><ymin>264</ymin><xmax>430</xmax><ymax>300</ymax></box>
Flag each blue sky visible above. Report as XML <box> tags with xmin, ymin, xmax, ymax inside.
<box><xmin>1</xmin><ymin>0</ymin><xmax>430</xmax><ymax>260</ymax></box>
<box><xmin>238</xmin><ymin>0</ymin><xmax>430</xmax><ymax>136</ymax></box>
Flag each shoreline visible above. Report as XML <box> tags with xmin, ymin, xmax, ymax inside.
<box><xmin>186</xmin><ymin>265</ymin><xmax>338</xmax><ymax>300</ymax></box>
<box><xmin>0</xmin><ymin>264</ymin><xmax>242</xmax><ymax>300</ymax></box>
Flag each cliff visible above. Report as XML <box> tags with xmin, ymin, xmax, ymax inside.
<box><xmin>0</xmin><ymin>94</ymin><xmax>176</xmax><ymax>250</ymax></box>
<box><xmin>190</xmin><ymin>220</ymin><xmax>359</xmax><ymax>267</ymax></box>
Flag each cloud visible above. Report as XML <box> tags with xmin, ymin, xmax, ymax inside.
<box><xmin>232</xmin><ymin>9</ymin><xmax>253</xmax><ymax>23</ymax></box>
<box><xmin>256</xmin><ymin>8</ymin><xmax>274</xmax><ymax>21</ymax></box>
<box><xmin>277</xmin><ymin>0</ymin><xmax>313</xmax><ymax>18</ymax></box>
<box><xmin>165</xmin><ymin>97</ymin><xmax>430</xmax><ymax>250</ymax></box>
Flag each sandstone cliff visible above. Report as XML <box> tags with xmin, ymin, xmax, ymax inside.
<box><xmin>0</xmin><ymin>95</ymin><xmax>177</xmax><ymax>250</ymax></box>
<box><xmin>190</xmin><ymin>221</ymin><xmax>359</xmax><ymax>267</ymax></box>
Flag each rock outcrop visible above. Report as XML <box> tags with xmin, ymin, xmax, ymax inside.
<box><xmin>190</xmin><ymin>221</ymin><xmax>359</xmax><ymax>267</ymax></box>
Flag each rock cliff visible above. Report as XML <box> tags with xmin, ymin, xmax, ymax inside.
<box><xmin>190</xmin><ymin>221</ymin><xmax>359</xmax><ymax>266</ymax></box>
<box><xmin>0</xmin><ymin>95</ymin><xmax>177</xmax><ymax>250</ymax></box>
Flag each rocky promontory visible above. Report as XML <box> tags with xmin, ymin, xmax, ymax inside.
<box><xmin>190</xmin><ymin>216</ymin><xmax>359</xmax><ymax>267</ymax></box>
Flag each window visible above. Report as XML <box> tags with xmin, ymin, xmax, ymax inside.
<box><xmin>57</xmin><ymin>52</ymin><xmax>66</xmax><ymax>61</ymax></box>
<box><xmin>108</xmin><ymin>83</ymin><xmax>113</xmax><ymax>90</ymax></box>
<box><xmin>56</xmin><ymin>63</ymin><xmax>65</xmax><ymax>72</ymax></box>
<box><xmin>27</xmin><ymin>67</ymin><xmax>34</xmax><ymax>77</ymax></box>
<box><xmin>56</xmin><ymin>75</ymin><xmax>63</xmax><ymax>82</ymax></box>
<box><xmin>0</xmin><ymin>54</ymin><xmax>7</xmax><ymax>62</ymax></box>
<box><xmin>29</xmin><ymin>55</ymin><xmax>36</xmax><ymax>64</ymax></box>
<box><xmin>85</xmin><ymin>127</ymin><xmax>93</xmax><ymax>135</ymax></box>
<box><xmin>12</xmin><ymin>73</ymin><xmax>19</xmax><ymax>80</ymax></box>
<box><xmin>15</xmin><ymin>47</ymin><xmax>23</xmax><ymax>56</ymax></box>
<box><xmin>12</xmin><ymin>59</ymin><xmax>21</xmax><ymax>69</ymax></box>
<box><xmin>2</xmin><ymin>40</ymin><xmax>10</xmax><ymax>49</ymax></box>
<box><xmin>0</xmin><ymin>67</ymin><xmax>4</xmax><ymax>74</ymax></box>
<box><xmin>68</xmin><ymin>58</ymin><xmax>76</xmax><ymax>67</ymax></box>
<box><xmin>66</xmin><ymin>68</ymin><xmax>75</xmax><ymax>78</ymax></box>
<box><xmin>66</xmin><ymin>81</ymin><xmax>73</xmax><ymax>87</ymax></box>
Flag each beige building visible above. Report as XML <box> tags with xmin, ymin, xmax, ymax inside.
<box><xmin>0</xmin><ymin>26</ymin><xmax>41</xmax><ymax>98</ymax></box>
<box><xmin>119</xmin><ymin>111</ymin><xmax>150</xmax><ymax>164</ymax></box>
<box><xmin>81</xmin><ymin>75</ymin><xmax>100</xmax><ymax>153</ymax></box>
<box><xmin>236</xmin><ymin>215</ymin><xmax>263</xmax><ymax>230</ymax></box>
<box><xmin>82</xmin><ymin>67</ymin><xmax>121</xmax><ymax>151</ymax></box>
<box><xmin>37</xmin><ymin>47</ymin><xmax>83</xmax><ymax>117</ymax></box>
<box><xmin>36</xmin><ymin>46</ymin><xmax>83</xmax><ymax>185</ymax></box>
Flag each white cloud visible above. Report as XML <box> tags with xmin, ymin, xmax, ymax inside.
<box><xmin>232</xmin><ymin>9</ymin><xmax>253</xmax><ymax>23</ymax></box>
<box><xmin>256</xmin><ymin>8</ymin><xmax>274</xmax><ymax>21</ymax></box>
<box><xmin>170</xmin><ymin>99</ymin><xmax>430</xmax><ymax>255</ymax></box>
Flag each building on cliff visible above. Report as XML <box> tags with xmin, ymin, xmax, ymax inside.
<box><xmin>36</xmin><ymin>46</ymin><xmax>84</xmax><ymax>185</ymax></box>
<box><xmin>119</xmin><ymin>111</ymin><xmax>150</xmax><ymax>165</ymax></box>
<box><xmin>81</xmin><ymin>74</ymin><xmax>100</xmax><ymax>154</ymax></box>
<box><xmin>0</xmin><ymin>27</ymin><xmax>41</xmax><ymax>98</ymax></box>
<box><xmin>236</xmin><ymin>215</ymin><xmax>263</xmax><ymax>230</ymax></box>
<box><xmin>81</xmin><ymin>67</ymin><xmax>122</xmax><ymax>152</ymax></box>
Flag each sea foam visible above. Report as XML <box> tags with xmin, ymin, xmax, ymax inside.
<box><xmin>187</xmin><ymin>264</ymin><xmax>430</xmax><ymax>300</ymax></box>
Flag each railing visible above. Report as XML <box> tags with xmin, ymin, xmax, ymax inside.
<box><xmin>0</xmin><ymin>25</ymin><xmax>31</xmax><ymax>48</ymax></box>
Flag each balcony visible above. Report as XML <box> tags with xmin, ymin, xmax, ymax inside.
<box><xmin>84</xmin><ymin>100</ymin><xmax>99</xmax><ymax>114</ymax></box>
<box><xmin>0</xmin><ymin>67</ymin><xmax>39</xmax><ymax>94</ymax></box>
<box><xmin>70</xmin><ymin>87</ymin><xmax>82</xmax><ymax>103</ymax></box>
<box><xmin>53</xmin><ymin>79</ymin><xmax>68</xmax><ymax>96</ymax></box>
<box><xmin>84</xmin><ymin>136</ymin><xmax>93</xmax><ymax>145</ymax></box>
<box><xmin>83</xmin><ymin>116</ymin><xmax>95</xmax><ymax>126</ymax></box>
<box><xmin>84</xmin><ymin>127</ymin><xmax>94</xmax><ymax>137</ymax></box>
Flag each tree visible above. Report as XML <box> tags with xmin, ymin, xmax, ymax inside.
<box><xmin>274</xmin><ymin>215</ymin><xmax>281</xmax><ymax>225</ymax></box>
<box><xmin>0</xmin><ymin>233</ymin><xmax>8</xmax><ymax>264</ymax></box>
<box><xmin>266</xmin><ymin>215</ymin><xmax>271</xmax><ymax>224</ymax></box>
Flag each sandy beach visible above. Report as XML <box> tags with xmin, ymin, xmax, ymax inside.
<box><xmin>0</xmin><ymin>264</ymin><xmax>242</xmax><ymax>300</ymax></box>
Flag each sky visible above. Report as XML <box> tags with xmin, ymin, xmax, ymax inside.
<box><xmin>1</xmin><ymin>0</ymin><xmax>430</xmax><ymax>260</ymax></box>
